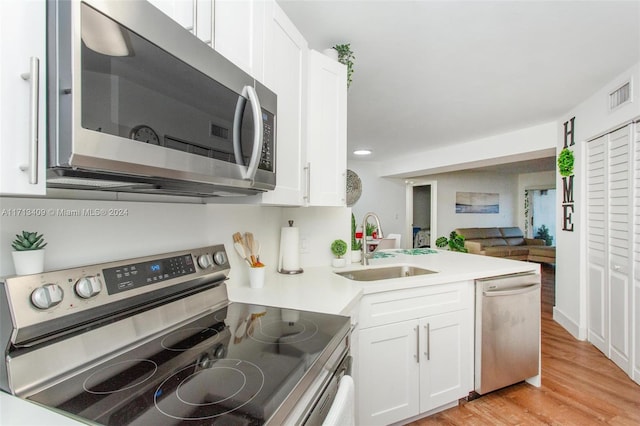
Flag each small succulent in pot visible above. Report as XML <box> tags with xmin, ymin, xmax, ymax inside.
<box><xmin>331</xmin><ymin>239</ymin><xmax>348</xmax><ymax>258</ymax></box>
<box><xmin>12</xmin><ymin>231</ymin><xmax>47</xmax><ymax>251</ymax></box>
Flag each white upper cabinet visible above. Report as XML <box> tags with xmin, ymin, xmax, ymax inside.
<box><xmin>214</xmin><ymin>0</ymin><xmax>264</xmax><ymax>78</ymax></box>
<box><xmin>0</xmin><ymin>1</ymin><xmax>47</xmax><ymax>196</ymax></box>
<box><xmin>305</xmin><ymin>50</ymin><xmax>347</xmax><ymax>207</ymax></box>
<box><xmin>260</xmin><ymin>2</ymin><xmax>308</xmax><ymax>206</ymax></box>
<box><xmin>147</xmin><ymin>0</ymin><xmax>214</xmax><ymax>45</ymax></box>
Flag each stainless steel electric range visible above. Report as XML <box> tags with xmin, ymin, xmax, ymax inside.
<box><xmin>0</xmin><ymin>245</ymin><xmax>350</xmax><ymax>425</ymax></box>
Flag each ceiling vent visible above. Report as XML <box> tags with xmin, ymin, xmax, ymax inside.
<box><xmin>609</xmin><ymin>80</ymin><xmax>631</xmax><ymax>111</ymax></box>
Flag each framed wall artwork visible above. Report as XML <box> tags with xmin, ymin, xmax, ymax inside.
<box><xmin>456</xmin><ymin>191</ymin><xmax>499</xmax><ymax>213</ymax></box>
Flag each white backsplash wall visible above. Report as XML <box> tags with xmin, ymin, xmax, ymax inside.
<box><xmin>0</xmin><ymin>197</ymin><xmax>351</xmax><ymax>280</ymax></box>
<box><xmin>347</xmin><ymin>160</ymin><xmax>407</xmax><ymax>238</ymax></box>
<box><xmin>0</xmin><ymin>197</ymin><xmax>280</xmax><ymax>279</ymax></box>
<box><xmin>279</xmin><ymin>207</ymin><xmax>351</xmax><ymax>268</ymax></box>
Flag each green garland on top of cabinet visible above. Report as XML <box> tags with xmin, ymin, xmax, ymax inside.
<box><xmin>333</xmin><ymin>43</ymin><xmax>355</xmax><ymax>88</ymax></box>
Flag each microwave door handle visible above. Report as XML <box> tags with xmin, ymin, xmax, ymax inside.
<box><xmin>232</xmin><ymin>86</ymin><xmax>263</xmax><ymax>180</ymax></box>
<box><xmin>232</xmin><ymin>95</ymin><xmax>246</xmax><ymax>170</ymax></box>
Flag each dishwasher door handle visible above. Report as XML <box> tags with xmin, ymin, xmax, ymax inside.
<box><xmin>483</xmin><ymin>283</ymin><xmax>540</xmax><ymax>297</ymax></box>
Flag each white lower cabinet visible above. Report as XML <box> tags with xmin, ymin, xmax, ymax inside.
<box><xmin>356</xmin><ymin>282</ymin><xmax>473</xmax><ymax>425</ymax></box>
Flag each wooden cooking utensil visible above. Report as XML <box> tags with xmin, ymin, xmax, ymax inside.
<box><xmin>232</xmin><ymin>232</ymin><xmax>252</xmax><ymax>266</ymax></box>
<box><xmin>244</xmin><ymin>232</ymin><xmax>258</xmax><ymax>266</ymax></box>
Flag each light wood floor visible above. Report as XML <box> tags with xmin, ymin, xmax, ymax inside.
<box><xmin>411</xmin><ymin>263</ymin><xmax>640</xmax><ymax>425</ymax></box>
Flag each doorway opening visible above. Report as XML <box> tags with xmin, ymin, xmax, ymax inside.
<box><xmin>405</xmin><ymin>181</ymin><xmax>437</xmax><ymax>248</ymax></box>
<box><xmin>524</xmin><ymin>188</ymin><xmax>556</xmax><ymax>245</ymax></box>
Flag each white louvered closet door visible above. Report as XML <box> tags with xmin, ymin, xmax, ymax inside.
<box><xmin>586</xmin><ymin>124</ymin><xmax>633</xmax><ymax>376</ymax></box>
<box><xmin>587</xmin><ymin>135</ymin><xmax>607</xmax><ymax>355</ymax></box>
<box><xmin>633</xmin><ymin>122</ymin><xmax>640</xmax><ymax>385</ymax></box>
<box><xmin>608</xmin><ymin>126</ymin><xmax>632</xmax><ymax>375</ymax></box>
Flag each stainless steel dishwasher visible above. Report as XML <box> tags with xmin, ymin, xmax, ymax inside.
<box><xmin>475</xmin><ymin>272</ymin><xmax>541</xmax><ymax>395</ymax></box>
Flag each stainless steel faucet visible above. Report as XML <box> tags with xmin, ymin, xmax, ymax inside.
<box><xmin>361</xmin><ymin>212</ymin><xmax>384</xmax><ymax>266</ymax></box>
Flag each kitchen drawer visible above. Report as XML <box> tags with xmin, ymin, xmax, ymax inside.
<box><xmin>359</xmin><ymin>281</ymin><xmax>473</xmax><ymax>329</ymax></box>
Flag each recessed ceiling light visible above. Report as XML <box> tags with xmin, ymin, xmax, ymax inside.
<box><xmin>353</xmin><ymin>149</ymin><xmax>372</xmax><ymax>156</ymax></box>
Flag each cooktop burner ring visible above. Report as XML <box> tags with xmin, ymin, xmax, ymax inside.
<box><xmin>82</xmin><ymin>359</ymin><xmax>158</xmax><ymax>395</ymax></box>
<box><xmin>176</xmin><ymin>366</ymin><xmax>246</xmax><ymax>406</ymax></box>
<box><xmin>160</xmin><ymin>326</ymin><xmax>221</xmax><ymax>352</ymax></box>
<box><xmin>249</xmin><ymin>318</ymin><xmax>319</xmax><ymax>344</ymax></box>
<box><xmin>154</xmin><ymin>358</ymin><xmax>265</xmax><ymax>421</ymax></box>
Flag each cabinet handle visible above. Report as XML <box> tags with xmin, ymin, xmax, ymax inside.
<box><xmin>425</xmin><ymin>324</ymin><xmax>430</xmax><ymax>360</ymax></box>
<box><xmin>415</xmin><ymin>326</ymin><xmax>420</xmax><ymax>363</ymax></box>
<box><xmin>304</xmin><ymin>162</ymin><xmax>311</xmax><ymax>202</ymax></box>
<box><xmin>192</xmin><ymin>0</ymin><xmax>198</xmax><ymax>35</ymax></box>
<box><xmin>20</xmin><ymin>57</ymin><xmax>40</xmax><ymax>185</ymax></box>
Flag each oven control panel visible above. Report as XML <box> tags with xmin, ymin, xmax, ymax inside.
<box><xmin>103</xmin><ymin>254</ymin><xmax>197</xmax><ymax>295</ymax></box>
<box><xmin>1</xmin><ymin>245</ymin><xmax>230</xmax><ymax>336</ymax></box>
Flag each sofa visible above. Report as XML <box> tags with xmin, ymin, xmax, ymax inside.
<box><xmin>455</xmin><ymin>227</ymin><xmax>555</xmax><ymax>264</ymax></box>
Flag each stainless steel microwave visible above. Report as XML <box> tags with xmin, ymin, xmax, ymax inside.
<box><xmin>47</xmin><ymin>0</ymin><xmax>276</xmax><ymax>197</ymax></box>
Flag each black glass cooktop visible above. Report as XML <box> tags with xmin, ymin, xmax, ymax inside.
<box><xmin>28</xmin><ymin>303</ymin><xmax>349</xmax><ymax>425</ymax></box>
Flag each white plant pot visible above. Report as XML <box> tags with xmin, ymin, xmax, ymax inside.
<box><xmin>12</xmin><ymin>250</ymin><xmax>45</xmax><ymax>275</ymax></box>
<box><xmin>332</xmin><ymin>258</ymin><xmax>347</xmax><ymax>268</ymax></box>
<box><xmin>351</xmin><ymin>250</ymin><xmax>362</xmax><ymax>263</ymax></box>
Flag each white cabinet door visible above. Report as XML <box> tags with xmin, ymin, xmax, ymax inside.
<box><xmin>214</xmin><ymin>0</ymin><xmax>264</xmax><ymax>78</ymax></box>
<box><xmin>148</xmin><ymin>0</ymin><xmax>213</xmax><ymax>45</ymax></box>
<box><xmin>305</xmin><ymin>50</ymin><xmax>347</xmax><ymax>206</ymax></box>
<box><xmin>260</xmin><ymin>1</ymin><xmax>307</xmax><ymax>206</ymax></box>
<box><xmin>419</xmin><ymin>311</ymin><xmax>472</xmax><ymax>411</ymax></box>
<box><xmin>0</xmin><ymin>0</ymin><xmax>47</xmax><ymax>196</ymax></box>
<box><xmin>147</xmin><ymin>0</ymin><xmax>195</xmax><ymax>31</ymax></box>
<box><xmin>358</xmin><ymin>320</ymin><xmax>419</xmax><ymax>426</ymax></box>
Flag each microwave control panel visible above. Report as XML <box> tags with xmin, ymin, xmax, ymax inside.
<box><xmin>260</xmin><ymin>110</ymin><xmax>275</xmax><ymax>172</ymax></box>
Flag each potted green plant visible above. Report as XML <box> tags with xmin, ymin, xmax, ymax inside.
<box><xmin>333</xmin><ymin>43</ymin><xmax>355</xmax><ymax>88</ymax></box>
<box><xmin>330</xmin><ymin>239</ymin><xmax>348</xmax><ymax>268</ymax></box>
<box><xmin>365</xmin><ymin>222</ymin><xmax>377</xmax><ymax>240</ymax></box>
<box><xmin>435</xmin><ymin>231</ymin><xmax>468</xmax><ymax>253</ymax></box>
<box><xmin>535</xmin><ymin>225</ymin><xmax>553</xmax><ymax>246</ymax></box>
<box><xmin>11</xmin><ymin>231</ymin><xmax>47</xmax><ymax>275</ymax></box>
<box><xmin>351</xmin><ymin>213</ymin><xmax>362</xmax><ymax>263</ymax></box>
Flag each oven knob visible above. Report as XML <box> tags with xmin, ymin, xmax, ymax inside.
<box><xmin>197</xmin><ymin>353</ymin><xmax>215</xmax><ymax>369</ymax></box>
<box><xmin>31</xmin><ymin>284</ymin><xmax>64</xmax><ymax>310</ymax></box>
<box><xmin>213</xmin><ymin>251</ymin><xmax>227</xmax><ymax>266</ymax></box>
<box><xmin>75</xmin><ymin>276</ymin><xmax>102</xmax><ymax>299</ymax></box>
<box><xmin>198</xmin><ymin>254</ymin><xmax>213</xmax><ymax>269</ymax></box>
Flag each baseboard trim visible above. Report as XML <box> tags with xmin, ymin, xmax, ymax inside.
<box><xmin>552</xmin><ymin>307</ymin><xmax>586</xmax><ymax>340</ymax></box>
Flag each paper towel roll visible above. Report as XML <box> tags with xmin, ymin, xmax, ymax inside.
<box><xmin>279</xmin><ymin>225</ymin><xmax>303</xmax><ymax>274</ymax></box>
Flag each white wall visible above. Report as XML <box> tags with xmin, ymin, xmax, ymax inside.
<box><xmin>409</xmin><ymin>171</ymin><xmax>519</xmax><ymax>240</ymax></box>
<box><xmin>0</xmin><ymin>197</ymin><xmax>350</xmax><ymax>282</ymax></box>
<box><xmin>347</xmin><ymin>160</ymin><xmax>406</xmax><ymax>238</ymax></box>
<box><xmin>554</xmin><ymin>61</ymin><xmax>640</xmax><ymax>339</ymax></box>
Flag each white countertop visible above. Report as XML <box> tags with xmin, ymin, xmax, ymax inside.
<box><xmin>1</xmin><ymin>249</ymin><xmax>538</xmax><ymax>424</ymax></box>
<box><xmin>227</xmin><ymin>248</ymin><xmax>539</xmax><ymax>312</ymax></box>
<box><xmin>0</xmin><ymin>392</ymin><xmax>82</xmax><ymax>425</ymax></box>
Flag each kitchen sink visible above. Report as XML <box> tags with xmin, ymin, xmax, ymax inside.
<box><xmin>335</xmin><ymin>265</ymin><xmax>437</xmax><ymax>281</ymax></box>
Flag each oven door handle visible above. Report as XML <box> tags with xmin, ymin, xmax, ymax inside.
<box><xmin>233</xmin><ymin>85</ymin><xmax>263</xmax><ymax>181</ymax></box>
